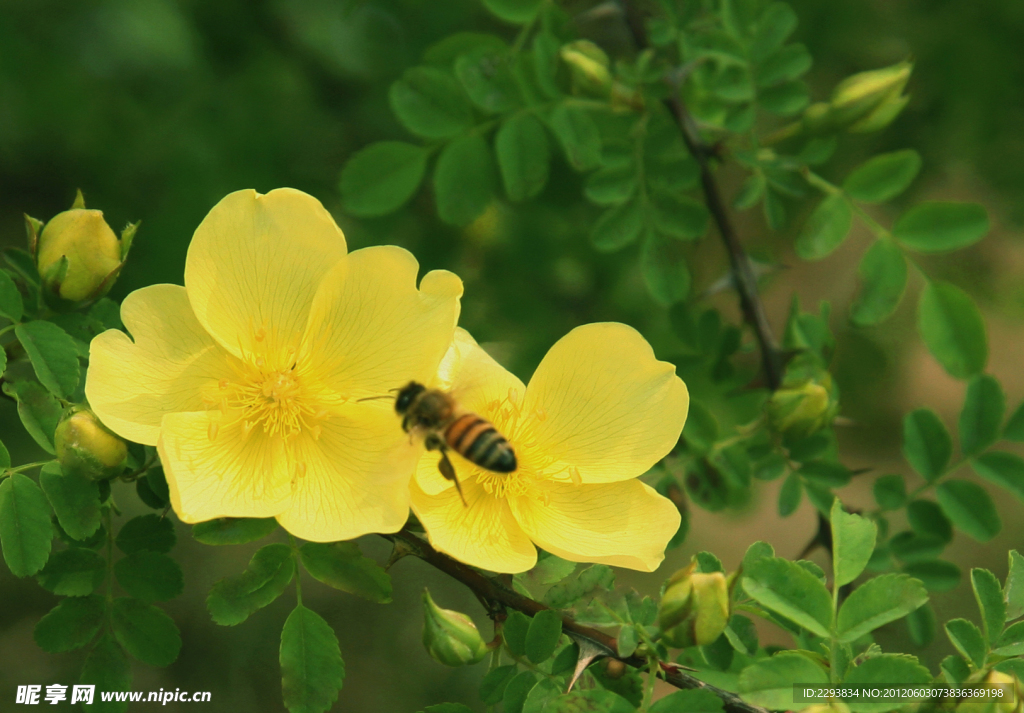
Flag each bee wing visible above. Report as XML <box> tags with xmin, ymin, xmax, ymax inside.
<box><xmin>431</xmin><ymin>331</ymin><xmax>523</xmax><ymax>411</ymax></box>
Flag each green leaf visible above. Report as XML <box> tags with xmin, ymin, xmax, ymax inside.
<box><xmin>734</xmin><ymin>173</ymin><xmax>766</xmax><ymax>210</ymax></box>
<box><xmin>889</xmin><ymin>531</ymin><xmax>946</xmax><ymax>564</ymax></box>
<box><xmin>479</xmin><ymin>665</ymin><xmax>518</xmax><ymax>705</ymax></box>
<box><xmin>80</xmin><ymin>633</ymin><xmax>131</xmax><ymax>713</ymax></box>
<box><xmin>873</xmin><ymin>474</ymin><xmax>906</xmax><ymax>510</ymax></box>
<box><xmin>945</xmin><ymin>618</ymin><xmax>987</xmax><ymax>668</ymax></box>
<box><xmin>0</xmin><ymin>268</ymin><xmax>24</xmax><ymax>321</ymax></box>
<box><xmin>907</xmin><ymin>499</ymin><xmax>953</xmax><ymax>543</ymax></box>
<box><xmin>389</xmin><ymin>67</ymin><xmax>473</xmax><ymax>139</ymax></box>
<box><xmin>547</xmin><ymin>690</ymin><xmax>634</xmax><ymax>713</ymax></box>
<box><xmin>994</xmin><ymin>621</ymin><xmax>1024</xmax><ymax>656</ymax></box>
<box><xmin>641</xmin><ymin>231</ymin><xmax>691</xmax><ymax>306</ymax></box>
<box><xmin>525</xmin><ymin>609</ymin><xmax>562</xmax><ymax>663</ymax></box>
<box><xmin>522</xmin><ymin>678</ymin><xmax>561</xmax><ymax>712</ymax></box>
<box><xmin>114</xmin><ymin>551</ymin><xmax>184</xmax><ymax>603</ymax></box>
<box><xmin>795</xmin><ymin>193</ymin><xmax>853</xmax><ymax>260</ymax></box>
<box><xmin>836</xmin><ymin>573</ymin><xmax>928</xmax><ymax>643</ymax></box>
<box><xmin>455</xmin><ymin>48</ymin><xmax>518</xmax><ymax>114</ymax></box>
<box><xmin>902</xmin><ymin>409</ymin><xmax>952</xmax><ymax>481</ymax></box>
<box><xmin>971</xmin><ymin>568</ymin><xmax>1006</xmax><ymax>645</ymax></box>
<box><xmin>756</xmin><ymin>43</ymin><xmax>812</xmax><ymax>87</ymax></box>
<box><xmin>503</xmin><ymin>671</ymin><xmax>538</xmax><ymax>713</ymax></box>
<box><xmin>543</xmin><ymin>564</ymin><xmax>615</xmax><ymax>608</ymax></box>
<box><xmin>1005</xmin><ymin>550</ymin><xmax>1024</xmax><ymax>621</ymax></box>
<box><xmin>5</xmin><ymin>380</ymin><xmax>63</xmax><ymax>454</ymax></box>
<box><xmin>742</xmin><ymin>557</ymin><xmax>832</xmax><ymax>637</ymax></box>
<box><xmin>994</xmin><ymin>658</ymin><xmax>1024</xmax><ymax>681</ymax></box>
<box><xmin>842</xmin><ymin>655</ymin><xmax>931</xmax><ymax>712</ymax></box>
<box><xmin>778</xmin><ymin>472</ymin><xmax>802</xmax><ymax>517</ymax></box>
<box><xmin>830</xmin><ymin>500</ymin><xmax>877</xmax><ymax>586</ymax></box>
<box><xmin>941</xmin><ymin>655</ymin><xmax>971</xmax><ymax>685</ymax></box>
<box><xmin>340</xmin><ymin>142</ymin><xmax>428</xmax><ymax>217</ymax></box>
<box><xmin>972</xmin><ymin>451</ymin><xmax>1024</xmax><ymax>501</ymax></box>
<box><xmin>496</xmin><ymin>113</ymin><xmax>550</xmax><ymax>202</ymax></box>
<box><xmin>522</xmin><ymin>552</ymin><xmax>576</xmax><ymax>586</ymax></box>
<box><xmin>651</xmin><ymin>193</ymin><xmax>710</xmax><ymax>240</ymax></box>
<box><xmin>724</xmin><ymin>615</ymin><xmax>759</xmax><ymax>656</ymax></box>
<box><xmin>918</xmin><ymin>281</ymin><xmax>988</xmax><ymax>378</ymax></box>
<box><xmin>843</xmin><ymin>150</ymin><xmax>922</xmax><ymax>204</ymax></box>
<box><xmin>280</xmin><ymin>605</ymin><xmax>345</xmax><ymax>713</ymax></box>
<box><xmin>37</xmin><ymin>548</ymin><xmax>105</xmax><ymax>596</ymax></box>
<box><xmin>902</xmin><ymin>560</ymin><xmax>961</xmax><ymax>592</ymax></box>
<box><xmin>39</xmin><ymin>462</ymin><xmax>101</xmax><ymax>541</ymax></box>
<box><xmin>111</xmin><ymin>597</ymin><xmax>181</xmax><ymax>667</ymax></box>
<box><xmin>502</xmin><ymin>610</ymin><xmax>530</xmax><ymax>657</ymax></box>
<box><xmin>584</xmin><ymin>165</ymin><xmax>637</xmax><ymax>206</ymax></box>
<box><xmin>850</xmin><ymin>238</ymin><xmax>907</xmax><ymax>326</ymax></box>
<box><xmin>207</xmin><ymin>543</ymin><xmax>296</xmax><ymax>626</ymax></box>
<box><xmin>936</xmin><ymin>480</ymin><xmax>1000</xmax><ymax>542</ymax></box>
<box><xmin>34</xmin><ymin>594</ymin><xmax>105</xmax><ymax>652</ymax></box>
<box><xmin>16</xmin><ymin>321</ymin><xmax>81</xmax><ymax>399</ymax></box>
<box><xmin>299</xmin><ymin>542</ymin><xmax>392</xmax><ymax>603</ymax></box>
<box><xmin>434</xmin><ymin>134</ymin><xmax>496</xmax><ymax>226</ymax></box>
<box><xmin>192</xmin><ymin>517</ymin><xmax>278</xmax><ymax>545</ymax></box>
<box><xmin>750</xmin><ymin>3</ymin><xmax>798</xmax><ymax>60</ymax></box>
<box><xmin>423</xmin><ymin>705</ymin><xmax>473</xmax><ymax>713</ymax></box>
<box><xmin>758</xmin><ymin>80</ymin><xmax>809</xmax><ymax>116</ymax></box>
<box><xmin>116</xmin><ymin>514</ymin><xmax>175</xmax><ymax>554</ymax></box>
<box><xmin>650</xmin><ymin>689</ymin><xmax>725</xmax><ymax>713</ymax></box>
<box><xmin>738</xmin><ymin>653</ymin><xmax>828</xmax><ymax>709</ymax></box>
<box><xmin>763</xmin><ymin>187</ymin><xmax>786</xmax><ymax>230</ymax></box>
<box><xmin>590</xmin><ymin>200</ymin><xmax>644</xmax><ymax>253</ymax></box>
<box><xmin>906</xmin><ymin>602</ymin><xmax>936</xmax><ymax>647</ymax></box>
<box><xmin>0</xmin><ymin>473</ymin><xmax>54</xmax><ymax>576</ymax></box>
<box><xmin>1004</xmin><ymin>401</ymin><xmax>1024</xmax><ymax>442</ymax></box>
<box><xmin>549</xmin><ymin>104</ymin><xmax>601</xmax><ymax>171</ymax></box>
<box><xmin>482</xmin><ymin>0</ymin><xmax>542</xmax><ymax>24</ymax></box>
<box><xmin>894</xmin><ymin>201</ymin><xmax>989</xmax><ymax>253</ymax></box>
<box><xmin>959</xmin><ymin>374</ymin><xmax>1005</xmax><ymax>457</ymax></box>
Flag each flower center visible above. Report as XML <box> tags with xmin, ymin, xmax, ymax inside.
<box><xmin>222</xmin><ymin>367</ymin><xmax>319</xmax><ymax>438</ymax></box>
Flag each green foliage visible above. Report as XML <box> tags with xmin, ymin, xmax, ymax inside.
<box><xmin>842</xmin><ymin>150</ymin><xmax>921</xmax><ymax>203</ymax></box>
<box><xmin>742</xmin><ymin>557</ymin><xmax>832</xmax><ymax>637</ymax></box>
<box><xmin>917</xmin><ymin>281</ymin><xmax>988</xmax><ymax>379</ymax></box>
<box><xmin>115</xmin><ymin>514</ymin><xmax>175</xmax><ymax>555</ymax></box>
<box><xmin>280</xmin><ymin>605</ymin><xmax>345</xmax><ymax>713</ymax></box>
<box><xmin>0</xmin><ymin>473</ymin><xmax>54</xmax><ymax>576</ymax></box>
<box><xmin>299</xmin><ymin>541</ymin><xmax>392</xmax><ymax>603</ymax></box>
<box><xmin>15</xmin><ymin>321</ymin><xmax>81</xmax><ymax>399</ymax></box>
<box><xmin>525</xmin><ymin>609</ymin><xmax>563</xmax><ymax>663</ymax></box>
<box><xmin>111</xmin><ymin>597</ymin><xmax>181</xmax><ymax>667</ymax></box>
<box><xmin>893</xmin><ymin>202</ymin><xmax>989</xmax><ymax>253</ymax></box>
<box><xmin>339</xmin><ymin>142</ymin><xmax>429</xmax><ymax>217</ymax></box>
<box><xmin>207</xmin><ymin>544</ymin><xmax>296</xmax><ymax>626</ymax></box>
<box><xmin>850</xmin><ymin>238</ymin><xmax>907</xmax><ymax>326</ymax></box>
<box><xmin>192</xmin><ymin>517</ymin><xmax>279</xmax><ymax>545</ymax></box>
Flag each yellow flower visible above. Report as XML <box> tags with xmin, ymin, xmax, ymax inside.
<box><xmin>85</xmin><ymin>188</ymin><xmax>462</xmax><ymax>541</ymax></box>
<box><xmin>410</xmin><ymin>324</ymin><xmax>688</xmax><ymax>573</ymax></box>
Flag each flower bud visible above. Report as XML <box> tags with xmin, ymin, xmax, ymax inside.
<box><xmin>767</xmin><ymin>360</ymin><xmax>839</xmax><ymax>440</ymax></box>
<box><xmin>658</xmin><ymin>562</ymin><xmax>730</xmax><ymax>648</ymax></box>
<box><xmin>35</xmin><ymin>192</ymin><xmax>135</xmax><ymax>304</ymax></box>
<box><xmin>55</xmin><ymin>407</ymin><xmax>128</xmax><ymax>482</ymax></box>
<box><xmin>422</xmin><ymin>589</ymin><xmax>489</xmax><ymax>666</ymax></box>
<box><xmin>799</xmin><ymin>701</ymin><xmax>851</xmax><ymax>713</ymax></box>
<box><xmin>560</xmin><ymin>40</ymin><xmax>612</xmax><ymax>96</ymax></box>
<box><xmin>982</xmin><ymin>671</ymin><xmax>1023</xmax><ymax>713</ymax></box>
<box><xmin>828</xmin><ymin>61</ymin><xmax>911</xmax><ymax>130</ymax></box>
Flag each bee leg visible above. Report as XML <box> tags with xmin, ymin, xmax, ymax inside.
<box><xmin>437</xmin><ymin>449</ymin><xmax>468</xmax><ymax>508</ymax></box>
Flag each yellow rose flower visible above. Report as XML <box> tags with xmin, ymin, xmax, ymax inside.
<box><xmin>410</xmin><ymin>324</ymin><xmax>688</xmax><ymax>573</ymax></box>
<box><xmin>85</xmin><ymin>188</ymin><xmax>463</xmax><ymax>541</ymax></box>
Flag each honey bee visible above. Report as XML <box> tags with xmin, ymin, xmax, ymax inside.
<box><xmin>392</xmin><ymin>381</ymin><xmax>517</xmax><ymax>506</ymax></box>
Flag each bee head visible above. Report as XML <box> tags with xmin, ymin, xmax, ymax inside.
<box><xmin>394</xmin><ymin>381</ymin><xmax>427</xmax><ymax>415</ymax></box>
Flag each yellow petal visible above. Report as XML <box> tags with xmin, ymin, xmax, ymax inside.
<box><xmin>413</xmin><ymin>328</ymin><xmax>525</xmax><ymax>496</ymax></box>
<box><xmin>158</xmin><ymin>411</ymin><xmax>293</xmax><ymax>522</ymax></box>
<box><xmin>411</xmin><ymin>474</ymin><xmax>537</xmax><ymax>573</ymax></box>
<box><xmin>86</xmin><ymin>284</ymin><xmax>237</xmax><ymax>445</ymax></box>
<box><xmin>523</xmin><ymin>323</ymin><xmax>689</xmax><ymax>483</ymax></box>
<box><xmin>510</xmin><ymin>480</ymin><xmax>680</xmax><ymax>571</ymax></box>
<box><xmin>297</xmin><ymin>245</ymin><xmax>463</xmax><ymax>399</ymax></box>
<box><xmin>275</xmin><ymin>404</ymin><xmax>417</xmax><ymax>541</ymax></box>
<box><xmin>184</xmin><ymin>188</ymin><xmax>347</xmax><ymax>362</ymax></box>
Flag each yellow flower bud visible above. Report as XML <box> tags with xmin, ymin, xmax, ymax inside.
<box><xmin>799</xmin><ymin>701</ymin><xmax>852</xmax><ymax>713</ymax></box>
<box><xmin>55</xmin><ymin>407</ymin><xmax>128</xmax><ymax>482</ymax></box>
<box><xmin>982</xmin><ymin>671</ymin><xmax>1023</xmax><ymax>713</ymax></box>
<box><xmin>560</xmin><ymin>40</ymin><xmax>612</xmax><ymax>96</ymax></box>
<box><xmin>767</xmin><ymin>360</ymin><xmax>839</xmax><ymax>440</ymax></box>
<box><xmin>828</xmin><ymin>61</ymin><xmax>912</xmax><ymax>129</ymax></box>
<box><xmin>801</xmin><ymin>102</ymin><xmax>834</xmax><ymax>134</ymax></box>
<box><xmin>37</xmin><ymin>199</ymin><xmax>128</xmax><ymax>303</ymax></box>
<box><xmin>658</xmin><ymin>562</ymin><xmax>730</xmax><ymax>648</ymax></box>
<box><xmin>422</xmin><ymin>589</ymin><xmax>489</xmax><ymax>667</ymax></box>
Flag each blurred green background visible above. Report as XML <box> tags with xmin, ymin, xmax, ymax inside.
<box><xmin>2</xmin><ymin>0</ymin><xmax>1023</xmax><ymax>710</ymax></box>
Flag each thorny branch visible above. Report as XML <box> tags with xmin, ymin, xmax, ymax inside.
<box><xmin>384</xmin><ymin>528</ymin><xmax>771</xmax><ymax>713</ymax></box>
<box><xmin>623</xmin><ymin>1</ymin><xmax>785</xmax><ymax>391</ymax></box>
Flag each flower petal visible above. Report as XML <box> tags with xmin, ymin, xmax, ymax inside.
<box><xmin>86</xmin><ymin>284</ymin><xmax>237</xmax><ymax>445</ymax></box>
<box><xmin>510</xmin><ymin>480</ymin><xmax>680</xmax><ymax>571</ymax></box>
<box><xmin>411</xmin><ymin>474</ymin><xmax>537</xmax><ymax>573</ymax></box>
<box><xmin>184</xmin><ymin>188</ymin><xmax>347</xmax><ymax>362</ymax></box>
<box><xmin>298</xmin><ymin>245</ymin><xmax>463</xmax><ymax>399</ymax></box>
<box><xmin>523</xmin><ymin>323</ymin><xmax>689</xmax><ymax>483</ymax></box>
<box><xmin>274</xmin><ymin>404</ymin><xmax>417</xmax><ymax>541</ymax></box>
<box><xmin>158</xmin><ymin>411</ymin><xmax>293</xmax><ymax>523</ymax></box>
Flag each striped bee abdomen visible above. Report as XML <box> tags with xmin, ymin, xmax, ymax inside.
<box><xmin>444</xmin><ymin>414</ymin><xmax>517</xmax><ymax>473</ymax></box>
